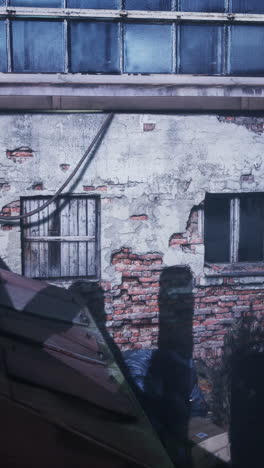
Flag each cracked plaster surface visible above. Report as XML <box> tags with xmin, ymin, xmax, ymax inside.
<box><xmin>0</xmin><ymin>113</ymin><xmax>264</xmax><ymax>283</ymax></box>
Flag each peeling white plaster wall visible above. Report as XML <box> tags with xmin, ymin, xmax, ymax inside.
<box><xmin>0</xmin><ymin>113</ymin><xmax>264</xmax><ymax>283</ymax></box>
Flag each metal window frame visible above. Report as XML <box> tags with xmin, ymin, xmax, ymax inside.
<box><xmin>1</xmin><ymin>4</ymin><xmax>264</xmax><ymax>75</ymax></box>
<box><xmin>21</xmin><ymin>194</ymin><xmax>101</xmax><ymax>280</ymax></box>
<box><xmin>230</xmin><ymin>196</ymin><xmax>240</xmax><ymax>263</ymax></box>
<box><xmin>205</xmin><ymin>193</ymin><xmax>264</xmax><ymax>265</ymax></box>
<box><xmin>1</xmin><ymin>7</ymin><xmax>264</xmax><ymax>21</ymax></box>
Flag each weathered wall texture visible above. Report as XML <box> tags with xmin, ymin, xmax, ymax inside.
<box><xmin>1</xmin><ymin>112</ymin><xmax>264</xmax><ymax>364</ymax></box>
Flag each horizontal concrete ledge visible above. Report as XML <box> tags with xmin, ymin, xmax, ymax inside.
<box><xmin>1</xmin><ymin>74</ymin><xmax>264</xmax><ymax>87</ymax></box>
<box><xmin>1</xmin><ymin>75</ymin><xmax>264</xmax><ymax>110</ymax></box>
<box><xmin>0</xmin><ymin>96</ymin><xmax>264</xmax><ymax>111</ymax></box>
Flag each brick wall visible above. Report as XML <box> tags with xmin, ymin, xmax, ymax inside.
<box><xmin>102</xmin><ymin>250</ymin><xmax>264</xmax><ymax>365</ymax></box>
<box><xmin>101</xmin><ymin>248</ymin><xmax>162</xmax><ymax>350</ymax></box>
<box><xmin>193</xmin><ymin>282</ymin><xmax>264</xmax><ymax>363</ymax></box>
<box><xmin>218</xmin><ymin>115</ymin><xmax>264</xmax><ymax>134</ymax></box>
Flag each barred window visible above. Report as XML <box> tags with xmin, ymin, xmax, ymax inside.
<box><xmin>21</xmin><ymin>196</ymin><xmax>100</xmax><ymax>279</ymax></box>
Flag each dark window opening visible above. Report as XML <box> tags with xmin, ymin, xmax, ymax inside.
<box><xmin>204</xmin><ymin>194</ymin><xmax>230</xmax><ymax>263</ymax></box>
<box><xmin>239</xmin><ymin>195</ymin><xmax>264</xmax><ymax>262</ymax></box>
<box><xmin>205</xmin><ymin>193</ymin><xmax>264</xmax><ymax>264</ymax></box>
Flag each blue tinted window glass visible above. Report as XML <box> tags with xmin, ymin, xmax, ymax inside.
<box><xmin>67</xmin><ymin>0</ymin><xmax>119</xmax><ymax>7</ymax></box>
<box><xmin>231</xmin><ymin>25</ymin><xmax>264</xmax><ymax>75</ymax></box>
<box><xmin>124</xmin><ymin>23</ymin><xmax>172</xmax><ymax>73</ymax></box>
<box><xmin>69</xmin><ymin>21</ymin><xmax>120</xmax><ymax>73</ymax></box>
<box><xmin>0</xmin><ymin>21</ymin><xmax>7</xmax><ymax>72</ymax></box>
<box><xmin>125</xmin><ymin>0</ymin><xmax>171</xmax><ymax>10</ymax></box>
<box><xmin>181</xmin><ymin>0</ymin><xmax>225</xmax><ymax>12</ymax></box>
<box><xmin>11</xmin><ymin>0</ymin><xmax>63</xmax><ymax>6</ymax></box>
<box><xmin>180</xmin><ymin>24</ymin><xmax>222</xmax><ymax>74</ymax></box>
<box><xmin>0</xmin><ymin>0</ymin><xmax>5</xmax><ymax>5</ymax></box>
<box><xmin>12</xmin><ymin>21</ymin><xmax>64</xmax><ymax>72</ymax></box>
<box><xmin>232</xmin><ymin>1</ymin><xmax>264</xmax><ymax>13</ymax></box>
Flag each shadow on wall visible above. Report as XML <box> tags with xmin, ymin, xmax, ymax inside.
<box><xmin>68</xmin><ymin>280</ymin><xmax>126</xmax><ymax>369</ymax></box>
<box><xmin>144</xmin><ymin>266</ymin><xmax>194</xmax><ymax>467</ymax></box>
<box><xmin>119</xmin><ymin>266</ymin><xmax>228</xmax><ymax>468</ymax></box>
<box><xmin>0</xmin><ymin>261</ymin><xmax>229</xmax><ymax>468</ymax></box>
<box><xmin>63</xmin><ymin>272</ymin><xmax>230</xmax><ymax>468</ymax></box>
<box><xmin>231</xmin><ymin>349</ymin><xmax>264</xmax><ymax>468</ymax></box>
<box><xmin>0</xmin><ymin>257</ymin><xmax>10</xmax><ymax>271</ymax></box>
<box><xmin>69</xmin><ymin>270</ymin><xmax>195</xmax><ymax>467</ymax></box>
<box><xmin>223</xmin><ymin>315</ymin><xmax>264</xmax><ymax>468</ymax></box>
<box><xmin>99</xmin><ymin>266</ymin><xmax>195</xmax><ymax>467</ymax></box>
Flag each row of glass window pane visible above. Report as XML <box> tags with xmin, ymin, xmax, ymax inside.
<box><xmin>0</xmin><ymin>20</ymin><xmax>264</xmax><ymax>75</ymax></box>
<box><xmin>2</xmin><ymin>1</ymin><xmax>264</xmax><ymax>14</ymax></box>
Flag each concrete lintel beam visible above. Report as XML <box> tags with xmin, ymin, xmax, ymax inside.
<box><xmin>0</xmin><ymin>75</ymin><xmax>264</xmax><ymax>110</ymax></box>
<box><xmin>0</xmin><ymin>95</ymin><xmax>264</xmax><ymax>111</ymax></box>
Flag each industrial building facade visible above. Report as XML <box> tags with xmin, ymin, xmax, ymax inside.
<box><xmin>1</xmin><ymin>0</ymin><xmax>264</xmax><ymax>367</ymax></box>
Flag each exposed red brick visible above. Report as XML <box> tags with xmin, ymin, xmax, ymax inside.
<box><xmin>252</xmin><ymin>304</ymin><xmax>264</xmax><ymax>311</ymax></box>
<box><xmin>241</xmin><ymin>174</ymin><xmax>254</xmax><ymax>183</ymax></box>
<box><xmin>204</xmin><ymin>296</ymin><xmax>218</xmax><ymax>303</ymax></box>
<box><xmin>203</xmin><ymin>319</ymin><xmax>218</xmax><ymax>326</ymax></box>
<box><xmin>60</xmin><ymin>164</ymin><xmax>70</xmax><ymax>172</ymax></box>
<box><xmin>189</xmin><ymin>236</ymin><xmax>203</xmax><ymax>245</ymax></box>
<box><xmin>169</xmin><ymin>233</ymin><xmax>188</xmax><ymax>246</ymax></box>
<box><xmin>107</xmin><ymin>247</ymin><xmax>163</xmax><ymax>349</ymax></box>
<box><xmin>0</xmin><ymin>183</ymin><xmax>10</xmax><ymax>191</ymax></box>
<box><xmin>107</xmin><ymin>245</ymin><xmax>264</xmax><ymax>363</ymax></box>
<box><xmin>96</xmin><ymin>185</ymin><xmax>107</xmax><ymax>192</ymax></box>
<box><xmin>143</xmin><ymin>123</ymin><xmax>156</xmax><ymax>132</ymax></box>
<box><xmin>138</xmin><ymin>277</ymin><xmax>156</xmax><ymax>283</ymax></box>
<box><xmin>32</xmin><ymin>183</ymin><xmax>43</xmax><ymax>190</ymax></box>
<box><xmin>6</xmin><ymin>146</ymin><xmax>34</xmax><ymax>160</ymax></box>
<box><xmin>0</xmin><ymin>200</ymin><xmax>20</xmax><ymax>217</ymax></box>
<box><xmin>115</xmin><ymin>338</ymin><xmax>129</xmax><ymax>344</ymax></box>
<box><xmin>1</xmin><ymin>224</ymin><xmax>12</xmax><ymax>231</ymax></box>
<box><xmin>218</xmin><ymin>301</ymin><xmax>235</xmax><ymax>307</ymax></box>
<box><xmin>129</xmin><ymin>337</ymin><xmax>139</xmax><ymax>343</ymax></box>
<box><xmin>83</xmin><ymin>185</ymin><xmax>95</xmax><ymax>191</ymax></box>
<box><xmin>114</xmin><ymin>309</ymin><xmax>125</xmax><ymax>315</ymax></box>
<box><xmin>130</xmin><ymin>214</ymin><xmax>148</xmax><ymax>221</ymax></box>
<box><xmin>141</xmin><ymin>253</ymin><xmax>161</xmax><ymax>260</ymax></box>
<box><xmin>11</xmin><ymin>207</ymin><xmax>20</xmax><ymax>213</ymax></box>
<box><xmin>100</xmin><ymin>281</ymin><xmax>111</xmax><ymax>291</ymax></box>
